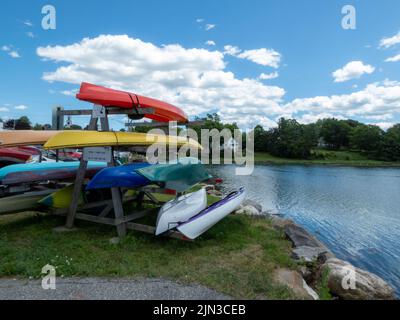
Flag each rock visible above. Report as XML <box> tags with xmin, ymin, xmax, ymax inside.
<box><xmin>109</xmin><ymin>237</ymin><xmax>120</xmax><ymax>245</ymax></box>
<box><xmin>234</xmin><ymin>205</ymin><xmax>262</xmax><ymax>216</ymax></box>
<box><xmin>284</xmin><ymin>223</ymin><xmax>323</xmax><ymax>248</ymax></box>
<box><xmin>269</xmin><ymin>215</ymin><xmax>293</xmax><ymax>230</ymax></box>
<box><xmin>273</xmin><ymin>268</ymin><xmax>319</xmax><ymax>300</ymax></box>
<box><xmin>322</xmin><ymin>258</ymin><xmax>396</xmax><ymax>300</ymax></box>
<box><xmin>292</xmin><ymin>246</ymin><xmax>330</xmax><ymax>263</ymax></box>
<box><xmin>241</xmin><ymin>199</ymin><xmax>262</xmax><ymax>213</ymax></box>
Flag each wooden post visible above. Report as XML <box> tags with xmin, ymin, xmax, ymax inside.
<box><xmin>100</xmin><ymin>114</ymin><xmax>127</xmax><ymax>237</ymax></box>
<box><xmin>65</xmin><ymin>114</ymin><xmax>98</xmax><ymax>228</ymax></box>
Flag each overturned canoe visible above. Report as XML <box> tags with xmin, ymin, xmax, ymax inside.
<box><xmin>39</xmin><ymin>184</ymin><xmax>85</xmax><ymax>209</ymax></box>
<box><xmin>155</xmin><ymin>188</ymin><xmax>207</xmax><ymax>236</ymax></box>
<box><xmin>86</xmin><ymin>162</ymin><xmax>152</xmax><ymax>190</ymax></box>
<box><xmin>0</xmin><ymin>189</ymin><xmax>56</xmax><ymax>215</ymax></box>
<box><xmin>0</xmin><ymin>161</ymin><xmax>105</xmax><ymax>185</ymax></box>
<box><xmin>0</xmin><ymin>130</ymin><xmax>57</xmax><ymax>148</ymax></box>
<box><xmin>44</xmin><ymin>131</ymin><xmax>202</xmax><ymax>150</ymax></box>
<box><xmin>77</xmin><ymin>82</ymin><xmax>188</xmax><ymax>123</ymax></box>
<box><xmin>136</xmin><ymin>158</ymin><xmax>212</xmax><ymax>192</ymax></box>
<box><xmin>177</xmin><ymin>187</ymin><xmax>246</xmax><ymax>239</ymax></box>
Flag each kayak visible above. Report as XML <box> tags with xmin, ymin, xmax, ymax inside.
<box><xmin>43</xmin><ymin>131</ymin><xmax>202</xmax><ymax>150</ymax></box>
<box><xmin>177</xmin><ymin>187</ymin><xmax>246</xmax><ymax>239</ymax></box>
<box><xmin>86</xmin><ymin>162</ymin><xmax>152</xmax><ymax>190</ymax></box>
<box><xmin>0</xmin><ymin>161</ymin><xmax>106</xmax><ymax>185</ymax></box>
<box><xmin>39</xmin><ymin>184</ymin><xmax>85</xmax><ymax>209</ymax></box>
<box><xmin>155</xmin><ymin>188</ymin><xmax>207</xmax><ymax>236</ymax></box>
<box><xmin>136</xmin><ymin>158</ymin><xmax>212</xmax><ymax>192</ymax></box>
<box><xmin>0</xmin><ymin>130</ymin><xmax>57</xmax><ymax>148</ymax></box>
<box><xmin>76</xmin><ymin>82</ymin><xmax>188</xmax><ymax>123</ymax></box>
<box><xmin>0</xmin><ymin>189</ymin><xmax>56</xmax><ymax>215</ymax></box>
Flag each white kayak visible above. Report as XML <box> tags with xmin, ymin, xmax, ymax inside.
<box><xmin>155</xmin><ymin>188</ymin><xmax>207</xmax><ymax>236</ymax></box>
<box><xmin>177</xmin><ymin>187</ymin><xmax>246</xmax><ymax>240</ymax></box>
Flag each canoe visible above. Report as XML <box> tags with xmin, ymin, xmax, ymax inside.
<box><xmin>39</xmin><ymin>184</ymin><xmax>84</xmax><ymax>209</ymax></box>
<box><xmin>136</xmin><ymin>158</ymin><xmax>212</xmax><ymax>192</ymax></box>
<box><xmin>0</xmin><ymin>147</ymin><xmax>34</xmax><ymax>167</ymax></box>
<box><xmin>177</xmin><ymin>187</ymin><xmax>246</xmax><ymax>239</ymax></box>
<box><xmin>43</xmin><ymin>131</ymin><xmax>202</xmax><ymax>150</ymax></box>
<box><xmin>76</xmin><ymin>82</ymin><xmax>188</xmax><ymax>123</ymax></box>
<box><xmin>0</xmin><ymin>130</ymin><xmax>57</xmax><ymax>148</ymax></box>
<box><xmin>86</xmin><ymin>162</ymin><xmax>152</xmax><ymax>190</ymax></box>
<box><xmin>0</xmin><ymin>161</ymin><xmax>106</xmax><ymax>185</ymax></box>
<box><xmin>155</xmin><ymin>188</ymin><xmax>207</xmax><ymax>236</ymax></box>
<box><xmin>0</xmin><ymin>189</ymin><xmax>56</xmax><ymax>215</ymax></box>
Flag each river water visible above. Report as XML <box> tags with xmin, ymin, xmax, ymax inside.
<box><xmin>208</xmin><ymin>164</ymin><xmax>400</xmax><ymax>296</ymax></box>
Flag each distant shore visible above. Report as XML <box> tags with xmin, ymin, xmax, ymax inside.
<box><xmin>253</xmin><ymin>151</ymin><xmax>400</xmax><ymax>168</ymax></box>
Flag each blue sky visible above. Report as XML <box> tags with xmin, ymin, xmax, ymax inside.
<box><xmin>1</xmin><ymin>0</ymin><xmax>400</xmax><ymax>130</ymax></box>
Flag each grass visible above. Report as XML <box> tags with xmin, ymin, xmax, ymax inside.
<box><xmin>254</xmin><ymin>149</ymin><xmax>400</xmax><ymax>167</ymax></box>
<box><xmin>0</xmin><ymin>210</ymin><xmax>300</xmax><ymax>299</ymax></box>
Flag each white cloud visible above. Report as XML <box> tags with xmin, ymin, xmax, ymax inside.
<box><xmin>205</xmin><ymin>40</ymin><xmax>216</xmax><ymax>46</ymax></box>
<box><xmin>285</xmin><ymin>81</ymin><xmax>400</xmax><ymax>123</ymax></box>
<box><xmin>205</xmin><ymin>24</ymin><xmax>216</xmax><ymax>31</ymax></box>
<box><xmin>14</xmin><ymin>105</ymin><xmax>28</xmax><ymax>110</ymax></box>
<box><xmin>22</xmin><ymin>20</ymin><xmax>34</xmax><ymax>27</ymax></box>
<box><xmin>37</xmin><ymin>34</ymin><xmax>285</xmax><ymax>129</ymax></box>
<box><xmin>372</xmin><ymin>122</ymin><xmax>395</xmax><ymax>130</ymax></box>
<box><xmin>379</xmin><ymin>31</ymin><xmax>400</xmax><ymax>49</ymax></box>
<box><xmin>0</xmin><ymin>107</ymin><xmax>10</xmax><ymax>112</ymax></box>
<box><xmin>27</xmin><ymin>32</ymin><xmax>35</xmax><ymax>38</ymax></box>
<box><xmin>196</xmin><ymin>18</ymin><xmax>204</xmax><ymax>23</ymax></box>
<box><xmin>1</xmin><ymin>45</ymin><xmax>11</xmax><ymax>51</ymax></box>
<box><xmin>385</xmin><ymin>54</ymin><xmax>400</xmax><ymax>62</ymax></box>
<box><xmin>8</xmin><ymin>51</ymin><xmax>20</xmax><ymax>58</ymax></box>
<box><xmin>61</xmin><ymin>89</ymin><xmax>78</xmax><ymax>96</ymax></box>
<box><xmin>332</xmin><ymin>61</ymin><xmax>375</xmax><ymax>82</ymax></box>
<box><xmin>237</xmin><ymin>48</ymin><xmax>281</xmax><ymax>68</ymax></box>
<box><xmin>259</xmin><ymin>72</ymin><xmax>279</xmax><ymax>80</ymax></box>
<box><xmin>223</xmin><ymin>45</ymin><xmax>241</xmax><ymax>56</ymax></box>
<box><xmin>224</xmin><ymin>45</ymin><xmax>281</xmax><ymax>68</ymax></box>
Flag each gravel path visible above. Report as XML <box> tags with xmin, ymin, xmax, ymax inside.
<box><xmin>0</xmin><ymin>277</ymin><xmax>231</xmax><ymax>300</ymax></box>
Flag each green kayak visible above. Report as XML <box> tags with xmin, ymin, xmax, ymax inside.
<box><xmin>136</xmin><ymin>157</ymin><xmax>212</xmax><ymax>192</ymax></box>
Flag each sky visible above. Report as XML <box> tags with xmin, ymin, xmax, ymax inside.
<box><xmin>0</xmin><ymin>0</ymin><xmax>400</xmax><ymax>130</ymax></box>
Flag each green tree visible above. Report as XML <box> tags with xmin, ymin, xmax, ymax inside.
<box><xmin>15</xmin><ymin>116</ymin><xmax>32</xmax><ymax>130</ymax></box>
<box><xmin>318</xmin><ymin>118</ymin><xmax>352</xmax><ymax>149</ymax></box>
<box><xmin>350</xmin><ymin>124</ymin><xmax>384</xmax><ymax>153</ymax></box>
<box><xmin>381</xmin><ymin>124</ymin><xmax>400</xmax><ymax>161</ymax></box>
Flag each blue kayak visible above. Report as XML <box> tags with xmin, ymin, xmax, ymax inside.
<box><xmin>0</xmin><ymin>161</ymin><xmax>106</xmax><ymax>185</ymax></box>
<box><xmin>86</xmin><ymin>162</ymin><xmax>152</xmax><ymax>190</ymax></box>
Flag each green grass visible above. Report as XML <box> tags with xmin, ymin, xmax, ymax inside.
<box><xmin>254</xmin><ymin>150</ymin><xmax>400</xmax><ymax>167</ymax></box>
<box><xmin>0</xmin><ymin>211</ymin><xmax>299</xmax><ymax>299</ymax></box>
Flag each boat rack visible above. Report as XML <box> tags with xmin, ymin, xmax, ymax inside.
<box><xmin>51</xmin><ymin>105</ymin><xmax>190</xmax><ymax>240</ymax></box>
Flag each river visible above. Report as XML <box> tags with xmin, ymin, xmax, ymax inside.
<box><xmin>208</xmin><ymin>164</ymin><xmax>400</xmax><ymax>296</ymax></box>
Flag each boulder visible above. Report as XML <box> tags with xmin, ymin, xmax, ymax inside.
<box><xmin>269</xmin><ymin>215</ymin><xmax>293</xmax><ymax>230</ymax></box>
<box><xmin>292</xmin><ymin>246</ymin><xmax>331</xmax><ymax>263</ymax></box>
<box><xmin>322</xmin><ymin>258</ymin><xmax>396</xmax><ymax>300</ymax></box>
<box><xmin>241</xmin><ymin>199</ymin><xmax>263</xmax><ymax>213</ymax></box>
<box><xmin>273</xmin><ymin>268</ymin><xmax>319</xmax><ymax>300</ymax></box>
<box><xmin>284</xmin><ymin>223</ymin><xmax>322</xmax><ymax>248</ymax></box>
<box><xmin>234</xmin><ymin>205</ymin><xmax>262</xmax><ymax>216</ymax></box>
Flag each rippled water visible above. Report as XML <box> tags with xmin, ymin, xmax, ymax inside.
<box><xmin>208</xmin><ymin>164</ymin><xmax>400</xmax><ymax>296</ymax></box>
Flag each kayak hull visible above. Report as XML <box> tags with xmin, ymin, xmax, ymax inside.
<box><xmin>86</xmin><ymin>162</ymin><xmax>152</xmax><ymax>190</ymax></box>
<box><xmin>177</xmin><ymin>187</ymin><xmax>246</xmax><ymax>239</ymax></box>
<box><xmin>155</xmin><ymin>188</ymin><xmax>207</xmax><ymax>236</ymax></box>
<box><xmin>136</xmin><ymin>159</ymin><xmax>212</xmax><ymax>192</ymax></box>
<box><xmin>0</xmin><ymin>131</ymin><xmax>57</xmax><ymax>148</ymax></box>
<box><xmin>76</xmin><ymin>82</ymin><xmax>188</xmax><ymax>123</ymax></box>
<box><xmin>0</xmin><ymin>161</ymin><xmax>106</xmax><ymax>185</ymax></box>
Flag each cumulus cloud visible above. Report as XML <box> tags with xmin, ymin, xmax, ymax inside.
<box><xmin>61</xmin><ymin>89</ymin><xmax>78</xmax><ymax>96</ymax></box>
<box><xmin>0</xmin><ymin>107</ymin><xmax>10</xmax><ymax>112</ymax></box>
<box><xmin>259</xmin><ymin>72</ymin><xmax>279</xmax><ymax>80</ymax></box>
<box><xmin>285</xmin><ymin>81</ymin><xmax>400</xmax><ymax>128</ymax></box>
<box><xmin>224</xmin><ymin>45</ymin><xmax>281</xmax><ymax>68</ymax></box>
<box><xmin>14</xmin><ymin>105</ymin><xmax>28</xmax><ymax>110</ymax></box>
<box><xmin>332</xmin><ymin>61</ymin><xmax>375</xmax><ymax>82</ymax></box>
<box><xmin>1</xmin><ymin>45</ymin><xmax>11</xmax><ymax>51</ymax></box>
<box><xmin>37</xmin><ymin>34</ymin><xmax>285</xmax><ymax>129</ymax></box>
<box><xmin>385</xmin><ymin>54</ymin><xmax>400</xmax><ymax>62</ymax></box>
<box><xmin>8</xmin><ymin>51</ymin><xmax>21</xmax><ymax>58</ymax></box>
<box><xmin>379</xmin><ymin>31</ymin><xmax>400</xmax><ymax>49</ymax></box>
<box><xmin>205</xmin><ymin>40</ymin><xmax>216</xmax><ymax>46</ymax></box>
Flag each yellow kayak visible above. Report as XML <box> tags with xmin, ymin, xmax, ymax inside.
<box><xmin>44</xmin><ymin>131</ymin><xmax>202</xmax><ymax>150</ymax></box>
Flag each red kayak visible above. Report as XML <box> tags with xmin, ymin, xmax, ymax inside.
<box><xmin>76</xmin><ymin>82</ymin><xmax>188</xmax><ymax>123</ymax></box>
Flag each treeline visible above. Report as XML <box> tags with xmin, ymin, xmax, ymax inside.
<box><xmin>254</xmin><ymin>118</ymin><xmax>400</xmax><ymax>161</ymax></box>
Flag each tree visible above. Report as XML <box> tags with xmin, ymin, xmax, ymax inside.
<box><xmin>268</xmin><ymin>118</ymin><xmax>315</xmax><ymax>159</ymax></box>
<box><xmin>253</xmin><ymin>125</ymin><xmax>268</xmax><ymax>152</ymax></box>
<box><xmin>33</xmin><ymin>123</ymin><xmax>43</xmax><ymax>130</ymax></box>
<box><xmin>381</xmin><ymin>124</ymin><xmax>400</xmax><ymax>161</ymax></box>
<box><xmin>14</xmin><ymin>116</ymin><xmax>32</xmax><ymax>130</ymax></box>
<box><xmin>318</xmin><ymin>118</ymin><xmax>352</xmax><ymax>149</ymax></box>
<box><xmin>350</xmin><ymin>124</ymin><xmax>384</xmax><ymax>153</ymax></box>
